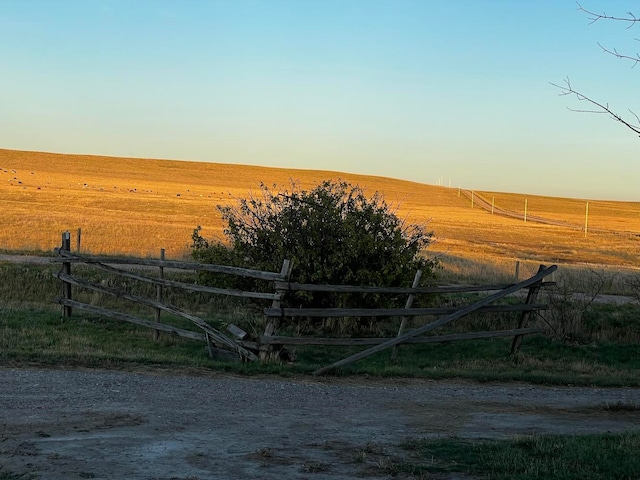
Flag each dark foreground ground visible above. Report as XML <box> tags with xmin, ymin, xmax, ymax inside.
<box><xmin>1</xmin><ymin>367</ymin><xmax>639</xmax><ymax>480</ymax></box>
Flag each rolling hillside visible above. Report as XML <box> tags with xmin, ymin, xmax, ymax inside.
<box><xmin>1</xmin><ymin>148</ymin><xmax>639</xmax><ymax>269</ymax></box>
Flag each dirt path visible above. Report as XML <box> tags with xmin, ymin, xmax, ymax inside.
<box><xmin>0</xmin><ymin>254</ymin><xmax>54</xmax><ymax>265</ymax></box>
<box><xmin>1</xmin><ymin>368</ymin><xmax>639</xmax><ymax>480</ymax></box>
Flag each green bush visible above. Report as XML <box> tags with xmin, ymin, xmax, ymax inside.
<box><xmin>192</xmin><ymin>180</ymin><xmax>437</xmax><ymax>310</ymax></box>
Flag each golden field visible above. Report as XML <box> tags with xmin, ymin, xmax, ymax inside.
<box><xmin>2</xmin><ymin>148</ymin><xmax>640</xmax><ymax>270</ymax></box>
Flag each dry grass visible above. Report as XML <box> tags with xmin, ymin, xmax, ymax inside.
<box><xmin>2</xmin><ymin>148</ymin><xmax>640</xmax><ymax>269</ymax></box>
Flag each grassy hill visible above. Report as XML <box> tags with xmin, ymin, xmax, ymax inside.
<box><xmin>2</xmin><ymin>148</ymin><xmax>640</xmax><ymax>270</ymax></box>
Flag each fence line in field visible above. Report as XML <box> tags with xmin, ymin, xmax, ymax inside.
<box><xmin>54</xmin><ymin>231</ymin><xmax>556</xmax><ymax>373</ymax></box>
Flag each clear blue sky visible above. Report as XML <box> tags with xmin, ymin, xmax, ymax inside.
<box><xmin>1</xmin><ymin>1</ymin><xmax>638</xmax><ymax>200</ymax></box>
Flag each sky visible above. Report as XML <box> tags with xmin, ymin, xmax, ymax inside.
<box><xmin>1</xmin><ymin>0</ymin><xmax>638</xmax><ymax>200</ymax></box>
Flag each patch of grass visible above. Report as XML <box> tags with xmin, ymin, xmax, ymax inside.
<box><xmin>398</xmin><ymin>432</ymin><xmax>640</xmax><ymax>480</ymax></box>
<box><xmin>0</xmin><ymin>263</ymin><xmax>61</xmax><ymax>308</ymax></box>
<box><xmin>1</xmin><ymin>307</ymin><xmax>639</xmax><ymax>386</ymax></box>
<box><xmin>582</xmin><ymin>303</ymin><xmax>640</xmax><ymax>343</ymax></box>
<box><xmin>0</xmin><ymin>307</ymin><xmax>214</xmax><ymax>368</ymax></box>
<box><xmin>1</xmin><ymin>263</ymin><xmax>639</xmax><ymax>386</ymax></box>
<box><xmin>294</xmin><ymin>335</ymin><xmax>640</xmax><ymax>386</ymax></box>
<box><xmin>0</xmin><ymin>473</ymin><xmax>36</xmax><ymax>480</ymax></box>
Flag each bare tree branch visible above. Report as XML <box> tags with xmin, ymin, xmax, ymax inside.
<box><xmin>550</xmin><ymin>77</ymin><xmax>640</xmax><ymax>136</ymax></box>
<box><xmin>554</xmin><ymin>4</ymin><xmax>640</xmax><ymax>136</ymax></box>
<box><xmin>577</xmin><ymin>1</ymin><xmax>639</xmax><ymax>26</ymax></box>
<box><xmin>597</xmin><ymin>42</ymin><xmax>640</xmax><ymax>66</ymax></box>
<box><xmin>578</xmin><ymin>2</ymin><xmax>640</xmax><ymax>66</ymax></box>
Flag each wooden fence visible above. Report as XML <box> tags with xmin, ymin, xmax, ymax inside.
<box><xmin>53</xmin><ymin>231</ymin><xmax>557</xmax><ymax>374</ymax></box>
<box><xmin>54</xmin><ymin>232</ymin><xmax>291</xmax><ymax>362</ymax></box>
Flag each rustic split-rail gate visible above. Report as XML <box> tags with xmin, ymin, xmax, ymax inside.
<box><xmin>54</xmin><ymin>232</ymin><xmax>557</xmax><ymax>375</ymax></box>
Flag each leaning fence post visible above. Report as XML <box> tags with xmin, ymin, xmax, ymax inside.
<box><xmin>260</xmin><ymin>259</ymin><xmax>292</xmax><ymax>362</ymax></box>
<box><xmin>510</xmin><ymin>264</ymin><xmax>546</xmax><ymax>355</ymax></box>
<box><xmin>205</xmin><ymin>332</ymin><xmax>214</xmax><ymax>358</ymax></box>
<box><xmin>391</xmin><ymin>269</ymin><xmax>422</xmax><ymax>360</ymax></box>
<box><xmin>61</xmin><ymin>231</ymin><xmax>73</xmax><ymax>318</ymax></box>
<box><xmin>153</xmin><ymin>248</ymin><xmax>165</xmax><ymax>341</ymax></box>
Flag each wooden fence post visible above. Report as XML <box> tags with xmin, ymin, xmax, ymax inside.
<box><xmin>61</xmin><ymin>231</ymin><xmax>73</xmax><ymax>318</ymax></box>
<box><xmin>510</xmin><ymin>264</ymin><xmax>545</xmax><ymax>355</ymax></box>
<box><xmin>391</xmin><ymin>269</ymin><xmax>422</xmax><ymax>360</ymax></box>
<box><xmin>260</xmin><ymin>259</ymin><xmax>292</xmax><ymax>362</ymax></box>
<box><xmin>76</xmin><ymin>228</ymin><xmax>82</xmax><ymax>253</ymax></box>
<box><xmin>153</xmin><ymin>248</ymin><xmax>165</xmax><ymax>341</ymax></box>
<box><xmin>514</xmin><ymin>261</ymin><xmax>520</xmax><ymax>282</ymax></box>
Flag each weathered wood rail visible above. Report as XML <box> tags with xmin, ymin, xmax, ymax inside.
<box><xmin>53</xmin><ymin>232</ymin><xmax>289</xmax><ymax>362</ymax></box>
<box><xmin>252</xmin><ymin>264</ymin><xmax>556</xmax><ymax>373</ymax></box>
<box><xmin>53</xmin><ymin>231</ymin><xmax>556</xmax><ymax>372</ymax></box>
<box><xmin>309</xmin><ymin>265</ymin><xmax>556</xmax><ymax>375</ymax></box>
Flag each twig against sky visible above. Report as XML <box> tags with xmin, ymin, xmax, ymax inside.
<box><xmin>550</xmin><ymin>78</ymin><xmax>640</xmax><ymax>136</ymax></box>
<box><xmin>577</xmin><ymin>2</ymin><xmax>640</xmax><ymax>67</ymax></box>
<box><xmin>554</xmin><ymin>3</ymin><xmax>640</xmax><ymax>136</ymax></box>
<box><xmin>576</xmin><ymin>2</ymin><xmax>639</xmax><ymax>26</ymax></box>
<box><xmin>596</xmin><ymin>42</ymin><xmax>640</xmax><ymax>67</ymax></box>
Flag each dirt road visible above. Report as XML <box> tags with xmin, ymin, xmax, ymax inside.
<box><xmin>1</xmin><ymin>368</ymin><xmax>639</xmax><ymax>480</ymax></box>
<box><xmin>0</xmin><ymin>254</ymin><xmax>54</xmax><ymax>265</ymax></box>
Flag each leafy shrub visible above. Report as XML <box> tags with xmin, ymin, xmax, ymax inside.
<box><xmin>192</xmin><ymin>180</ymin><xmax>437</xmax><ymax>311</ymax></box>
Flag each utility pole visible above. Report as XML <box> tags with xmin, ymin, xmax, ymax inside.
<box><xmin>585</xmin><ymin>202</ymin><xmax>589</xmax><ymax>237</ymax></box>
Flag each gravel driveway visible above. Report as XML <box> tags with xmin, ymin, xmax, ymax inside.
<box><xmin>1</xmin><ymin>367</ymin><xmax>639</xmax><ymax>479</ymax></box>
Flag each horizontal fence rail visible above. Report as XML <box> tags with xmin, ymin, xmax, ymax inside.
<box><xmin>264</xmin><ymin>303</ymin><xmax>548</xmax><ymax>318</ymax></box>
<box><xmin>54</xmin><ymin>248</ymin><xmax>287</xmax><ymax>282</ymax></box>
<box><xmin>255</xmin><ymin>327</ymin><xmax>543</xmax><ymax>347</ymax></box>
<box><xmin>61</xmin><ymin>254</ymin><xmax>279</xmax><ymax>301</ymax></box>
<box><xmin>274</xmin><ymin>280</ymin><xmax>554</xmax><ymax>295</ymax></box>
<box><xmin>59</xmin><ymin>298</ymin><xmax>206</xmax><ymax>342</ymax></box>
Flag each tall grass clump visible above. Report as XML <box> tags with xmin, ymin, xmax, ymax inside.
<box><xmin>398</xmin><ymin>432</ymin><xmax>640</xmax><ymax>480</ymax></box>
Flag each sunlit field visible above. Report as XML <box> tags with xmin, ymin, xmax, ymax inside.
<box><xmin>2</xmin><ymin>148</ymin><xmax>640</xmax><ymax>270</ymax></box>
